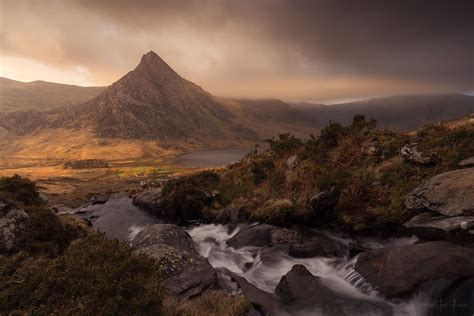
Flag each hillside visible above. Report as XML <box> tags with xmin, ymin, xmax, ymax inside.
<box><xmin>292</xmin><ymin>94</ymin><xmax>474</xmax><ymax>130</ymax></box>
<box><xmin>0</xmin><ymin>77</ymin><xmax>104</xmax><ymax>112</ymax></box>
<box><xmin>0</xmin><ymin>52</ymin><xmax>316</xmax><ymax>160</ymax></box>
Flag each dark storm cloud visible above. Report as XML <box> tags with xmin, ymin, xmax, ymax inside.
<box><xmin>74</xmin><ymin>0</ymin><xmax>474</xmax><ymax>85</ymax></box>
<box><xmin>1</xmin><ymin>0</ymin><xmax>472</xmax><ymax>100</ymax></box>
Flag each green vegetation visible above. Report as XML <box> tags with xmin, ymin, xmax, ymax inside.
<box><xmin>0</xmin><ymin>175</ymin><xmax>165</xmax><ymax>315</ymax></box>
<box><xmin>162</xmin><ymin>115</ymin><xmax>473</xmax><ymax>236</ymax></box>
<box><xmin>0</xmin><ymin>174</ymin><xmax>41</xmax><ymax>206</ymax></box>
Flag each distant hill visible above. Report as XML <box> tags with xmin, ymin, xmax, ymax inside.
<box><xmin>291</xmin><ymin>94</ymin><xmax>474</xmax><ymax>130</ymax></box>
<box><xmin>0</xmin><ymin>77</ymin><xmax>104</xmax><ymax>112</ymax></box>
<box><xmin>0</xmin><ymin>52</ymin><xmax>316</xmax><ymax>159</ymax></box>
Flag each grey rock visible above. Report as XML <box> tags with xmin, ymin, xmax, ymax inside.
<box><xmin>355</xmin><ymin>241</ymin><xmax>474</xmax><ymax>298</ymax></box>
<box><xmin>137</xmin><ymin>244</ymin><xmax>217</xmax><ymax>299</ymax></box>
<box><xmin>401</xmin><ymin>143</ymin><xmax>431</xmax><ymax>164</ymax></box>
<box><xmin>459</xmin><ymin>156</ymin><xmax>474</xmax><ymax>167</ymax></box>
<box><xmin>131</xmin><ymin>224</ymin><xmax>196</xmax><ymax>253</ymax></box>
<box><xmin>231</xmin><ymin>274</ymin><xmax>282</xmax><ymax>315</ymax></box>
<box><xmin>275</xmin><ymin>264</ymin><xmax>393</xmax><ymax>315</ymax></box>
<box><xmin>133</xmin><ymin>187</ymin><xmax>164</xmax><ymax>213</ymax></box>
<box><xmin>0</xmin><ymin>208</ymin><xmax>29</xmax><ymax>253</ymax></box>
<box><xmin>227</xmin><ymin>224</ymin><xmax>275</xmax><ymax>249</ymax></box>
<box><xmin>132</xmin><ymin>224</ymin><xmax>217</xmax><ymax>299</ymax></box>
<box><xmin>404</xmin><ymin>212</ymin><xmax>474</xmax><ymax>241</ymax></box>
<box><xmin>405</xmin><ymin>168</ymin><xmax>474</xmax><ymax>216</ymax></box>
<box><xmin>286</xmin><ymin>155</ymin><xmax>299</xmax><ymax>170</ymax></box>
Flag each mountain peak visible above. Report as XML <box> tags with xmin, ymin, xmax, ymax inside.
<box><xmin>134</xmin><ymin>50</ymin><xmax>179</xmax><ymax>80</ymax></box>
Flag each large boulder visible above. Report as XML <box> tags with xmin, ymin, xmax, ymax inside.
<box><xmin>0</xmin><ymin>208</ymin><xmax>29</xmax><ymax>253</ymax></box>
<box><xmin>355</xmin><ymin>241</ymin><xmax>474</xmax><ymax>298</ymax></box>
<box><xmin>138</xmin><ymin>244</ymin><xmax>217</xmax><ymax>299</ymax></box>
<box><xmin>131</xmin><ymin>223</ymin><xmax>196</xmax><ymax>252</ymax></box>
<box><xmin>404</xmin><ymin>212</ymin><xmax>474</xmax><ymax>241</ymax></box>
<box><xmin>275</xmin><ymin>264</ymin><xmax>393</xmax><ymax>316</ymax></box>
<box><xmin>133</xmin><ymin>188</ymin><xmax>164</xmax><ymax>215</ymax></box>
<box><xmin>231</xmin><ymin>275</ymin><xmax>282</xmax><ymax>315</ymax></box>
<box><xmin>405</xmin><ymin>168</ymin><xmax>474</xmax><ymax>216</ymax></box>
<box><xmin>227</xmin><ymin>224</ymin><xmax>349</xmax><ymax>258</ymax></box>
<box><xmin>131</xmin><ymin>224</ymin><xmax>217</xmax><ymax>299</ymax></box>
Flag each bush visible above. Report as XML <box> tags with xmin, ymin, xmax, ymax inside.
<box><xmin>250</xmin><ymin>157</ymin><xmax>275</xmax><ymax>185</ymax></box>
<box><xmin>0</xmin><ymin>234</ymin><xmax>164</xmax><ymax>315</ymax></box>
<box><xmin>23</xmin><ymin>206</ymin><xmax>85</xmax><ymax>256</ymax></box>
<box><xmin>0</xmin><ymin>174</ymin><xmax>41</xmax><ymax>205</ymax></box>
<box><xmin>264</xmin><ymin>133</ymin><xmax>302</xmax><ymax>156</ymax></box>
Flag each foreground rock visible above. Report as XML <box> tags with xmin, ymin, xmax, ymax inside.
<box><xmin>355</xmin><ymin>241</ymin><xmax>474</xmax><ymax>298</ymax></box>
<box><xmin>275</xmin><ymin>265</ymin><xmax>392</xmax><ymax>315</ymax></box>
<box><xmin>227</xmin><ymin>224</ymin><xmax>349</xmax><ymax>259</ymax></box>
<box><xmin>0</xmin><ymin>207</ymin><xmax>29</xmax><ymax>253</ymax></box>
<box><xmin>404</xmin><ymin>212</ymin><xmax>474</xmax><ymax>241</ymax></box>
<box><xmin>231</xmin><ymin>275</ymin><xmax>282</xmax><ymax>315</ymax></box>
<box><xmin>132</xmin><ymin>224</ymin><xmax>217</xmax><ymax>299</ymax></box>
<box><xmin>405</xmin><ymin>167</ymin><xmax>474</xmax><ymax>216</ymax></box>
<box><xmin>133</xmin><ymin>186</ymin><xmax>213</xmax><ymax>223</ymax></box>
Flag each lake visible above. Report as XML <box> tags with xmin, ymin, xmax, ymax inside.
<box><xmin>168</xmin><ymin>148</ymin><xmax>250</xmax><ymax>168</ymax></box>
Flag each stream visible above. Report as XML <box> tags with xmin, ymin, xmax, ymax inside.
<box><xmin>74</xmin><ymin>195</ymin><xmax>441</xmax><ymax>315</ymax></box>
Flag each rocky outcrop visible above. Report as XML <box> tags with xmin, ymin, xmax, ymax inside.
<box><xmin>131</xmin><ymin>224</ymin><xmax>217</xmax><ymax>299</ymax></box>
<box><xmin>131</xmin><ymin>224</ymin><xmax>196</xmax><ymax>252</ymax></box>
<box><xmin>227</xmin><ymin>224</ymin><xmax>349</xmax><ymax>258</ymax></box>
<box><xmin>133</xmin><ymin>188</ymin><xmax>164</xmax><ymax>213</ymax></box>
<box><xmin>133</xmin><ymin>186</ymin><xmax>213</xmax><ymax>223</ymax></box>
<box><xmin>0</xmin><ymin>207</ymin><xmax>29</xmax><ymax>253</ymax></box>
<box><xmin>405</xmin><ymin>168</ymin><xmax>474</xmax><ymax>216</ymax></box>
<box><xmin>458</xmin><ymin>156</ymin><xmax>474</xmax><ymax>167</ymax></box>
<box><xmin>275</xmin><ymin>265</ymin><xmax>393</xmax><ymax>315</ymax></box>
<box><xmin>354</xmin><ymin>241</ymin><xmax>474</xmax><ymax>298</ymax></box>
<box><xmin>401</xmin><ymin>143</ymin><xmax>432</xmax><ymax>164</ymax></box>
<box><xmin>403</xmin><ymin>213</ymin><xmax>474</xmax><ymax>241</ymax></box>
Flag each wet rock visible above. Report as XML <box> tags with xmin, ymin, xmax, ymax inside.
<box><xmin>275</xmin><ymin>264</ymin><xmax>393</xmax><ymax>315</ymax></box>
<box><xmin>401</xmin><ymin>143</ymin><xmax>432</xmax><ymax>164</ymax></box>
<box><xmin>405</xmin><ymin>168</ymin><xmax>474</xmax><ymax>216</ymax></box>
<box><xmin>132</xmin><ymin>224</ymin><xmax>217</xmax><ymax>299</ymax></box>
<box><xmin>420</xmin><ymin>277</ymin><xmax>474</xmax><ymax>316</ymax></box>
<box><xmin>459</xmin><ymin>156</ymin><xmax>474</xmax><ymax>167</ymax></box>
<box><xmin>228</xmin><ymin>224</ymin><xmax>349</xmax><ymax>258</ymax></box>
<box><xmin>90</xmin><ymin>194</ymin><xmax>109</xmax><ymax>205</ymax></box>
<box><xmin>231</xmin><ymin>275</ymin><xmax>282</xmax><ymax>314</ymax></box>
<box><xmin>309</xmin><ymin>187</ymin><xmax>340</xmax><ymax>216</ymax></box>
<box><xmin>286</xmin><ymin>155</ymin><xmax>299</xmax><ymax>170</ymax></box>
<box><xmin>131</xmin><ymin>224</ymin><xmax>196</xmax><ymax>252</ymax></box>
<box><xmin>133</xmin><ymin>187</ymin><xmax>164</xmax><ymax>214</ymax></box>
<box><xmin>404</xmin><ymin>213</ymin><xmax>474</xmax><ymax>241</ymax></box>
<box><xmin>227</xmin><ymin>224</ymin><xmax>274</xmax><ymax>249</ymax></box>
<box><xmin>355</xmin><ymin>241</ymin><xmax>474</xmax><ymax>298</ymax></box>
<box><xmin>227</xmin><ymin>207</ymin><xmax>247</xmax><ymax>232</ymax></box>
<box><xmin>0</xmin><ymin>208</ymin><xmax>29</xmax><ymax>253</ymax></box>
<box><xmin>138</xmin><ymin>244</ymin><xmax>217</xmax><ymax>299</ymax></box>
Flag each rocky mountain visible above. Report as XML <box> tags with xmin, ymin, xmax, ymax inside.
<box><xmin>292</xmin><ymin>94</ymin><xmax>474</xmax><ymax>130</ymax></box>
<box><xmin>0</xmin><ymin>77</ymin><xmax>104</xmax><ymax>112</ymax></box>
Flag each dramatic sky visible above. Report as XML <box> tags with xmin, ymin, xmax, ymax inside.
<box><xmin>1</xmin><ymin>0</ymin><xmax>473</xmax><ymax>102</ymax></box>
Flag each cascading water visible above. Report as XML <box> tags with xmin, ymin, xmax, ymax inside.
<box><xmin>187</xmin><ymin>223</ymin><xmax>431</xmax><ymax>316</ymax></box>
